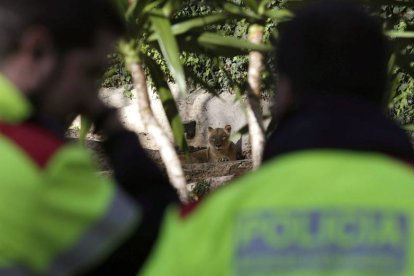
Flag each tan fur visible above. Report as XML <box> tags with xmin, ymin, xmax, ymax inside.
<box><xmin>181</xmin><ymin>125</ymin><xmax>237</xmax><ymax>163</ymax></box>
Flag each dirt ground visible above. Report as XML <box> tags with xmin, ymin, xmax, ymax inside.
<box><xmin>66</xmin><ymin>131</ymin><xmax>252</xmax><ymax>199</ymax></box>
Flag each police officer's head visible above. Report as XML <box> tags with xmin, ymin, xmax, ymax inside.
<box><xmin>275</xmin><ymin>1</ymin><xmax>389</xmax><ymax>115</ymax></box>
<box><xmin>0</xmin><ymin>0</ymin><xmax>124</xmax><ymax>123</ymax></box>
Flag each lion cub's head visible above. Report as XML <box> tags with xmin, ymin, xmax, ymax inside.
<box><xmin>207</xmin><ymin>125</ymin><xmax>232</xmax><ymax>152</ymax></box>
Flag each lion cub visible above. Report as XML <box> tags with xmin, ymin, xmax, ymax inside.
<box><xmin>184</xmin><ymin>125</ymin><xmax>237</xmax><ymax>163</ymax></box>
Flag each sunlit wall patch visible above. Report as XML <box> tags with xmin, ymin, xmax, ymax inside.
<box><xmin>233</xmin><ymin>208</ymin><xmax>409</xmax><ymax>275</ymax></box>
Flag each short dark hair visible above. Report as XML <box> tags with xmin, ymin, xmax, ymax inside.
<box><xmin>0</xmin><ymin>0</ymin><xmax>125</xmax><ymax>57</ymax></box>
<box><xmin>276</xmin><ymin>1</ymin><xmax>389</xmax><ymax>104</ymax></box>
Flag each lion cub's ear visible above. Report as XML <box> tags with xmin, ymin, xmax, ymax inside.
<box><xmin>208</xmin><ymin>127</ymin><xmax>213</xmax><ymax>133</ymax></box>
<box><xmin>224</xmin><ymin>125</ymin><xmax>231</xmax><ymax>134</ymax></box>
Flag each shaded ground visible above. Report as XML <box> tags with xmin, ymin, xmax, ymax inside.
<box><xmin>66</xmin><ymin>130</ymin><xmax>252</xmax><ymax>199</ymax></box>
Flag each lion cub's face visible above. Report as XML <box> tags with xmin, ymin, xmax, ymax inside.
<box><xmin>208</xmin><ymin>125</ymin><xmax>232</xmax><ymax>152</ymax></box>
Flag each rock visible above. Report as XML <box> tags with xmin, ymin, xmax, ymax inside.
<box><xmin>66</xmin><ymin>134</ymin><xmax>252</xmax><ymax>185</ymax></box>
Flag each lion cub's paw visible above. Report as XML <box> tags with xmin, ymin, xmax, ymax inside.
<box><xmin>217</xmin><ymin>157</ymin><xmax>230</xmax><ymax>162</ymax></box>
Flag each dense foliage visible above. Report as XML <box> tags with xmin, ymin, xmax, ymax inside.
<box><xmin>104</xmin><ymin>0</ymin><xmax>284</xmax><ymax>93</ymax></box>
<box><xmin>381</xmin><ymin>5</ymin><xmax>414</xmax><ymax>127</ymax></box>
<box><xmin>104</xmin><ymin>0</ymin><xmax>414</xmax><ymax>128</ymax></box>
<box><xmin>175</xmin><ymin>0</ymin><xmax>280</xmax><ymax>92</ymax></box>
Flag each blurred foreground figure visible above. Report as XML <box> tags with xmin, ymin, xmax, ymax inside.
<box><xmin>142</xmin><ymin>2</ymin><xmax>414</xmax><ymax>275</ymax></box>
<box><xmin>0</xmin><ymin>0</ymin><xmax>177</xmax><ymax>274</ymax></box>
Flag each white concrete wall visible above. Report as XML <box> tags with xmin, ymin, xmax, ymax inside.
<box><xmin>73</xmin><ymin>86</ymin><xmax>273</xmax><ymax>151</ymax></box>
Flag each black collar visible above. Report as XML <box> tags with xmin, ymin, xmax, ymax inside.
<box><xmin>263</xmin><ymin>95</ymin><xmax>414</xmax><ymax>163</ymax></box>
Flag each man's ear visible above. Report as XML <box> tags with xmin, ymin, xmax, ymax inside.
<box><xmin>224</xmin><ymin>125</ymin><xmax>231</xmax><ymax>134</ymax></box>
<box><xmin>208</xmin><ymin>127</ymin><xmax>213</xmax><ymax>133</ymax></box>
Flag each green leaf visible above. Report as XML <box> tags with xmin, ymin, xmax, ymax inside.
<box><xmin>171</xmin><ymin>14</ymin><xmax>228</xmax><ymax>34</ymax></box>
<box><xmin>236</xmin><ymin>123</ymin><xmax>249</xmax><ymax>135</ymax></box>
<box><xmin>79</xmin><ymin>116</ymin><xmax>91</xmax><ymax>144</ymax></box>
<box><xmin>233</xmin><ymin>83</ymin><xmax>245</xmax><ymax>104</ymax></box>
<box><xmin>223</xmin><ymin>3</ymin><xmax>262</xmax><ymax>21</ymax></box>
<box><xmin>387</xmin><ymin>31</ymin><xmax>414</xmax><ymax>38</ymax></box>
<box><xmin>163</xmin><ymin>0</ymin><xmax>182</xmax><ymax>16</ymax></box>
<box><xmin>125</xmin><ymin>0</ymin><xmax>138</xmax><ymax>19</ymax></box>
<box><xmin>150</xmin><ymin>11</ymin><xmax>187</xmax><ymax>95</ymax></box>
<box><xmin>125</xmin><ymin>0</ymin><xmax>152</xmax><ymax>20</ymax></box>
<box><xmin>124</xmin><ymin>0</ymin><xmax>159</xmax><ymax>37</ymax></box>
<box><xmin>143</xmin><ymin>56</ymin><xmax>188</xmax><ymax>151</ymax></box>
<box><xmin>403</xmin><ymin>124</ymin><xmax>414</xmax><ymax>131</ymax></box>
<box><xmin>127</xmin><ymin>0</ymin><xmax>164</xmax><ymax>17</ymax></box>
<box><xmin>142</xmin><ymin>0</ymin><xmax>164</xmax><ymax>14</ymax></box>
<box><xmin>389</xmin><ymin>72</ymin><xmax>402</xmax><ymax>103</ymax></box>
<box><xmin>264</xmin><ymin>9</ymin><xmax>294</xmax><ymax>22</ymax></box>
<box><xmin>258</xmin><ymin>0</ymin><xmax>273</xmax><ymax>15</ymax></box>
<box><xmin>197</xmin><ymin>32</ymin><xmax>273</xmax><ymax>52</ymax></box>
<box><xmin>148</xmin><ymin>13</ymin><xmax>229</xmax><ymax>41</ymax></box>
<box><xmin>157</xmin><ymin>87</ymin><xmax>188</xmax><ymax>151</ymax></box>
<box><xmin>388</xmin><ymin>53</ymin><xmax>396</xmax><ymax>74</ymax></box>
<box><xmin>266</xmin><ymin>116</ymin><xmax>278</xmax><ymax>138</ymax></box>
<box><xmin>244</xmin><ymin>0</ymin><xmax>259</xmax><ymax>13</ymax></box>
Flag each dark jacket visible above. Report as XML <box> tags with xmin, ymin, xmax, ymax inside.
<box><xmin>264</xmin><ymin>94</ymin><xmax>414</xmax><ymax>163</ymax></box>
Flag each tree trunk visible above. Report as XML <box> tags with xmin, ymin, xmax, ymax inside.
<box><xmin>246</xmin><ymin>24</ymin><xmax>265</xmax><ymax>170</ymax></box>
<box><xmin>129</xmin><ymin>62</ymin><xmax>189</xmax><ymax>203</ymax></box>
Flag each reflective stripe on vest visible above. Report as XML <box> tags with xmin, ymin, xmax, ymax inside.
<box><xmin>47</xmin><ymin>187</ymin><xmax>140</xmax><ymax>275</ymax></box>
